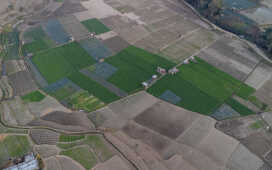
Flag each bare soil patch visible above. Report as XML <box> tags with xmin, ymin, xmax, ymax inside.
<box><xmin>8</xmin><ymin>70</ymin><xmax>38</xmax><ymax>96</ymax></box>
<box><xmin>134</xmin><ymin>101</ymin><xmax>199</xmax><ymax>139</ymax></box>
<box><xmin>30</xmin><ymin>129</ymin><xmax>60</xmax><ymax>145</ymax></box>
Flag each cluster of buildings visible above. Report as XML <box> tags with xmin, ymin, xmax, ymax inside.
<box><xmin>142</xmin><ymin>56</ymin><xmax>197</xmax><ymax>89</ymax></box>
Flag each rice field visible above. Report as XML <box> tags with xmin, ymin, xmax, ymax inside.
<box><xmin>106</xmin><ymin>46</ymin><xmax>175</xmax><ymax>93</ymax></box>
<box><xmin>32</xmin><ymin>42</ymin><xmax>95</xmax><ymax>84</ymax></box>
<box><xmin>59</xmin><ymin>135</ymin><xmax>85</xmax><ymax>142</ymax></box>
<box><xmin>148</xmin><ymin>57</ymin><xmax>256</xmax><ymax>115</ymax></box>
<box><xmin>66</xmin><ymin>90</ymin><xmax>105</xmax><ymax>112</ymax></box>
<box><xmin>21</xmin><ymin>90</ymin><xmax>46</xmax><ymax>103</ymax></box>
<box><xmin>60</xmin><ymin>146</ymin><xmax>97</xmax><ymax>169</ymax></box>
<box><xmin>81</xmin><ymin>18</ymin><xmax>110</xmax><ymax>35</ymax></box>
<box><xmin>178</xmin><ymin>57</ymin><xmax>255</xmax><ymax>101</ymax></box>
<box><xmin>68</xmin><ymin>71</ymin><xmax>119</xmax><ymax>103</ymax></box>
<box><xmin>58</xmin><ymin>135</ymin><xmax>114</xmax><ymax>162</ymax></box>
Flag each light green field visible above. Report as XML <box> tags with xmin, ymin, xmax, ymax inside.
<box><xmin>60</xmin><ymin>146</ymin><xmax>97</xmax><ymax>169</ymax></box>
<box><xmin>57</xmin><ymin>135</ymin><xmax>114</xmax><ymax>162</ymax></box>
<box><xmin>67</xmin><ymin>90</ymin><xmax>105</xmax><ymax>112</ymax></box>
<box><xmin>0</xmin><ymin>135</ymin><xmax>31</xmax><ymax>167</ymax></box>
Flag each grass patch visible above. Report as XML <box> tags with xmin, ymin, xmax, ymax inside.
<box><xmin>225</xmin><ymin>97</ymin><xmax>255</xmax><ymax>116</ymax></box>
<box><xmin>59</xmin><ymin>135</ymin><xmax>85</xmax><ymax>142</ymax></box>
<box><xmin>68</xmin><ymin>71</ymin><xmax>119</xmax><ymax>103</ymax></box>
<box><xmin>81</xmin><ymin>18</ymin><xmax>110</xmax><ymax>35</ymax></box>
<box><xmin>84</xmin><ymin>135</ymin><xmax>113</xmax><ymax>161</ymax></box>
<box><xmin>1</xmin><ymin>135</ymin><xmax>31</xmax><ymax>159</ymax></box>
<box><xmin>60</xmin><ymin>146</ymin><xmax>97</xmax><ymax>169</ymax></box>
<box><xmin>106</xmin><ymin>46</ymin><xmax>175</xmax><ymax>93</ymax></box>
<box><xmin>57</xmin><ymin>142</ymin><xmax>80</xmax><ymax>150</ymax></box>
<box><xmin>67</xmin><ymin>90</ymin><xmax>105</xmax><ymax>112</ymax></box>
<box><xmin>250</xmin><ymin>120</ymin><xmax>265</xmax><ymax>130</ymax></box>
<box><xmin>32</xmin><ymin>42</ymin><xmax>95</xmax><ymax>83</ymax></box>
<box><xmin>21</xmin><ymin>90</ymin><xmax>45</xmax><ymax>103</ymax></box>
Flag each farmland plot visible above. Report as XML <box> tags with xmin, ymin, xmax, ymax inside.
<box><xmin>68</xmin><ymin>71</ymin><xmax>119</xmax><ymax>104</ymax></box>
<box><xmin>66</xmin><ymin>90</ymin><xmax>105</xmax><ymax>112</ymax></box>
<box><xmin>0</xmin><ymin>135</ymin><xmax>31</xmax><ymax>167</ymax></box>
<box><xmin>43</xmin><ymin>19</ymin><xmax>71</xmax><ymax>44</ymax></box>
<box><xmin>106</xmin><ymin>46</ymin><xmax>175</xmax><ymax>93</ymax></box>
<box><xmin>4</xmin><ymin>60</ymin><xmax>26</xmax><ymax>76</ymax></box>
<box><xmin>32</xmin><ymin>42</ymin><xmax>95</xmax><ymax>83</ymax></box>
<box><xmin>79</xmin><ymin>38</ymin><xmax>113</xmax><ymax>61</ymax></box>
<box><xmin>148</xmin><ymin>57</ymin><xmax>255</xmax><ymax>115</ymax></box>
<box><xmin>22</xmin><ymin>26</ymin><xmax>55</xmax><ymax>54</ymax></box>
<box><xmin>59</xmin><ymin>15</ymin><xmax>90</xmax><ymax>41</ymax></box>
<box><xmin>8</xmin><ymin>71</ymin><xmax>38</xmax><ymax>96</ymax></box>
<box><xmin>81</xmin><ymin>18</ymin><xmax>110</xmax><ymax>35</ymax></box>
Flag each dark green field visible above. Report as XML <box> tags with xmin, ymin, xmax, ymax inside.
<box><xmin>68</xmin><ymin>71</ymin><xmax>119</xmax><ymax>103</ymax></box>
<box><xmin>32</xmin><ymin>42</ymin><xmax>95</xmax><ymax>83</ymax></box>
<box><xmin>106</xmin><ymin>46</ymin><xmax>175</xmax><ymax>93</ymax></box>
<box><xmin>225</xmin><ymin>97</ymin><xmax>255</xmax><ymax>116</ymax></box>
<box><xmin>81</xmin><ymin>18</ymin><xmax>110</xmax><ymax>35</ymax></box>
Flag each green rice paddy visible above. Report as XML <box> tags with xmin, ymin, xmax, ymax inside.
<box><xmin>21</xmin><ymin>90</ymin><xmax>46</xmax><ymax>103</ymax></box>
<box><xmin>106</xmin><ymin>46</ymin><xmax>175</xmax><ymax>93</ymax></box>
<box><xmin>68</xmin><ymin>71</ymin><xmax>119</xmax><ymax>103</ymax></box>
<box><xmin>81</xmin><ymin>18</ymin><xmax>110</xmax><ymax>35</ymax></box>
<box><xmin>148</xmin><ymin>57</ymin><xmax>256</xmax><ymax>115</ymax></box>
<box><xmin>67</xmin><ymin>90</ymin><xmax>105</xmax><ymax>112</ymax></box>
<box><xmin>32</xmin><ymin>42</ymin><xmax>95</xmax><ymax>83</ymax></box>
<box><xmin>59</xmin><ymin>135</ymin><xmax>85</xmax><ymax>142</ymax></box>
<box><xmin>58</xmin><ymin>135</ymin><xmax>113</xmax><ymax>168</ymax></box>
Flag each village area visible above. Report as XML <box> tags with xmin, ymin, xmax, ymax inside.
<box><xmin>0</xmin><ymin>0</ymin><xmax>272</xmax><ymax>169</ymax></box>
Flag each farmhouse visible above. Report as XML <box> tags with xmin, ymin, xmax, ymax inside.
<box><xmin>3</xmin><ymin>153</ymin><xmax>39</xmax><ymax>170</ymax></box>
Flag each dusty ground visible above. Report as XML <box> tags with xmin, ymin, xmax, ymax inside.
<box><xmin>29</xmin><ymin>111</ymin><xmax>95</xmax><ymax>132</ymax></box>
<box><xmin>91</xmin><ymin>91</ymin><xmax>267</xmax><ymax>170</ymax></box>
